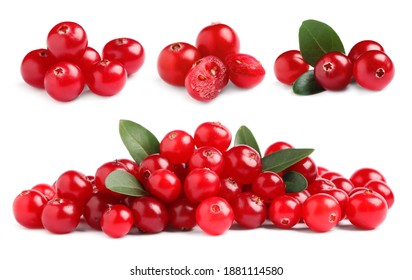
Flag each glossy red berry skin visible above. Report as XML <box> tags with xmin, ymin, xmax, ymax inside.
<box><xmin>185</xmin><ymin>55</ymin><xmax>229</xmax><ymax>102</ymax></box>
<box><xmin>184</xmin><ymin>168</ymin><xmax>221</xmax><ymax>203</ymax></box>
<box><xmin>102</xmin><ymin>38</ymin><xmax>145</xmax><ymax>75</ymax></box>
<box><xmin>160</xmin><ymin>130</ymin><xmax>195</xmax><ymax>164</ymax></box>
<box><xmin>194</xmin><ymin>121</ymin><xmax>232</xmax><ymax>153</ymax></box>
<box><xmin>331</xmin><ymin>177</ymin><xmax>355</xmax><ymax>194</ymax></box>
<box><xmin>100</xmin><ymin>204</ymin><xmax>134</xmax><ymax>238</ymax></box>
<box><xmin>196</xmin><ymin>196</ymin><xmax>234</xmax><ymax>235</ymax></box>
<box><xmin>168</xmin><ymin>198</ymin><xmax>197</xmax><ymax>230</ymax></box>
<box><xmin>314</xmin><ymin>52</ymin><xmax>353</xmax><ymax>91</ymax></box>
<box><xmin>347</xmin><ymin>190</ymin><xmax>388</xmax><ymax>229</ymax></box>
<box><xmin>47</xmin><ymin>21</ymin><xmax>88</xmax><ymax>61</ymax></box>
<box><xmin>41</xmin><ymin>198</ymin><xmax>81</xmax><ymax>234</ymax></box>
<box><xmin>219</xmin><ymin>177</ymin><xmax>241</xmax><ymax>204</ymax></box>
<box><xmin>188</xmin><ymin>146</ymin><xmax>224</xmax><ymax>175</ymax></box>
<box><xmin>350</xmin><ymin>167</ymin><xmax>386</xmax><ymax>188</ymax></box>
<box><xmin>95</xmin><ymin>160</ymin><xmax>129</xmax><ymax>197</ymax></box>
<box><xmin>13</xmin><ymin>189</ymin><xmax>48</xmax><ymax>229</ymax></box>
<box><xmin>117</xmin><ymin>158</ymin><xmax>140</xmax><ymax>179</ymax></box>
<box><xmin>55</xmin><ymin>170</ymin><xmax>94</xmax><ymax>208</ymax></box>
<box><xmin>302</xmin><ymin>193</ymin><xmax>341</xmax><ymax>232</ymax></box>
<box><xmin>138</xmin><ymin>154</ymin><xmax>174</xmax><ymax>186</ymax></box>
<box><xmin>364</xmin><ymin>180</ymin><xmax>394</xmax><ymax>209</ymax></box>
<box><xmin>225</xmin><ymin>53</ymin><xmax>266</xmax><ymax>89</ymax></box>
<box><xmin>146</xmin><ymin>169</ymin><xmax>182</xmax><ymax>204</ymax></box>
<box><xmin>306</xmin><ymin>178</ymin><xmax>335</xmax><ymax>195</ymax></box>
<box><xmin>264</xmin><ymin>141</ymin><xmax>293</xmax><ymax>156</ymax></box>
<box><xmin>31</xmin><ymin>183</ymin><xmax>56</xmax><ymax>201</ymax></box>
<box><xmin>224</xmin><ymin>145</ymin><xmax>262</xmax><ymax>185</ymax></box>
<box><xmin>322</xmin><ymin>188</ymin><xmax>349</xmax><ymax>220</ymax></box>
<box><xmin>21</xmin><ymin>49</ymin><xmax>57</xmax><ymax>88</ymax></box>
<box><xmin>83</xmin><ymin>193</ymin><xmax>117</xmax><ymax>230</ymax></box>
<box><xmin>131</xmin><ymin>196</ymin><xmax>168</xmax><ymax>233</ymax></box>
<box><xmin>274</xmin><ymin>50</ymin><xmax>309</xmax><ymax>85</ymax></box>
<box><xmin>348</xmin><ymin>40</ymin><xmax>384</xmax><ymax>64</ymax></box>
<box><xmin>86</xmin><ymin>59</ymin><xmax>127</xmax><ymax>96</ymax></box>
<box><xmin>232</xmin><ymin>192</ymin><xmax>267</xmax><ymax>229</ymax></box>
<box><xmin>269</xmin><ymin>195</ymin><xmax>302</xmax><ymax>229</ymax></box>
<box><xmin>353</xmin><ymin>50</ymin><xmax>394</xmax><ymax>91</ymax></box>
<box><xmin>44</xmin><ymin>61</ymin><xmax>85</xmax><ymax>102</ymax></box>
<box><xmin>287</xmin><ymin>190</ymin><xmax>310</xmax><ymax>205</ymax></box>
<box><xmin>252</xmin><ymin>171</ymin><xmax>286</xmax><ymax>203</ymax></box>
<box><xmin>74</xmin><ymin>46</ymin><xmax>101</xmax><ymax>73</ymax></box>
<box><xmin>196</xmin><ymin>23</ymin><xmax>240</xmax><ymax>61</ymax></box>
<box><xmin>285</xmin><ymin>157</ymin><xmax>317</xmax><ymax>186</ymax></box>
<box><xmin>157</xmin><ymin>42</ymin><xmax>201</xmax><ymax>86</ymax></box>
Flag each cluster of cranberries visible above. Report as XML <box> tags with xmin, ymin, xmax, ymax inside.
<box><xmin>21</xmin><ymin>21</ymin><xmax>145</xmax><ymax>102</ymax></box>
<box><xmin>157</xmin><ymin>23</ymin><xmax>266</xmax><ymax>102</ymax></box>
<box><xmin>13</xmin><ymin>122</ymin><xmax>394</xmax><ymax>237</ymax></box>
<box><xmin>275</xmin><ymin>40</ymin><xmax>394</xmax><ymax>91</ymax></box>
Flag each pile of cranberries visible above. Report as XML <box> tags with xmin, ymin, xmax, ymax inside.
<box><xmin>21</xmin><ymin>21</ymin><xmax>145</xmax><ymax>102</ymax></box>
<box><xmin>157</xmin><ymin>23</ymin><xmax>266</xmax><ymax>102</ymax></box>
<box><xmin>13</xmin><ymin>121</ymin><xmax>394</xmax><ymax>237</ymax></box>
<box><xmin>275</xmin><ymin>40</ymin><xmax>394</xmax><ymax>91</ymax></box>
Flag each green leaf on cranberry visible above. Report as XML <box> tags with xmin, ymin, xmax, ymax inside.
<box><xmin>234</xmin><ymin>125</ymin><xmax>261</xmax><ymax>156</ymax></box>
<box><xmin>293</xmin><ymin>70</ymin><xmax>325</xmax><ymax>95</ymax></box>
<box><xmin>262</xmin><ymin>148</ymin><xmax>314</xmax><ymax>173</ymax></box>
<box><xmin>282</xmin><ymin>171</ymin><xmax>308</xmax><ymax>192</ymax></box>
<box><xmin>299</xmin><ymin>19</ymin><xmax>345</xmax><ymax>66</ymax></box>
<box><xmin>119</xmin><ymin>120</ymin><xmax>159</xmax><ymax>164</ymax></box>
<box><xmin>105</xmin><ymin>170</ymin><xmax>147</xmax><ymax>196</ymax></box>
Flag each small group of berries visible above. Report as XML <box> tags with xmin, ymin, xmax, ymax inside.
<box><xmin>21</xmin><ymin>21</ymin><xmax>145</xmax><ymax>102</ymax></box>
<box><xmin>13</xmin><ymin>122</ymin><xmax>394</xmax><ymax>237</ymax></box>
<box><xmin>157</xmin><ymin>23</ymin><xmax>266</xmax><ymax>102</ymax></box>
<box><xmin>275</xmin><ymin>40</ymin><xmax>394</xmax><ymax>91</ymax></box>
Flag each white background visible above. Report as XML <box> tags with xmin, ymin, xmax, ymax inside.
<box><xmin>1</xmin><ymin>0</ymin><xmax>411</xmax><ymax>279</ymax></box>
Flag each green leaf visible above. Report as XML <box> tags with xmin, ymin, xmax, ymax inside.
<box><xmin>299</xmin><ymin>19</ymin><xmax>345</xmax><ymax>66</ymax></box>
<box><xmin>119</xmin><ymin>120</ymin><xmax>159</xmax><ymax>164</ymax></box>
<box><xmin>283</xmin><ymin>171</ymin><xmax>308</xmax><ymax>193</ymax></box>
<box><xmin>293</xmin><ymin>70</ymin><xmax>325</xmax><ymax>95</ymax></box>
<box><xmin>105</xmin><ymin>170</ymin><xmax>147</xmax><ymax>197</ymax></box>
<box><xmin>262</xmin><ymin>148</ymin><xmax>314</xmax><ymax>173</ymax></box>
<box><xmin>234</xmin><ymin>125</ymin><xmax>261</xmax><ymax>156</ymax></box>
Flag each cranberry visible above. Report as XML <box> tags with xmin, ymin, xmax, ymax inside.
<box><xmin>41</xmin><ymin>198</ymin><xmax>81</xmax><ymax>234</ymax></box>
<box><xmin>269</xmin><ymin>195</ymin><xmax>302</xmax><ymax>229</ymax></box>
<box><xmin>185</xmin><ymin>55</ymin><xmax>229</xmax><ymax>102</ymax></box>
<box><xmin>196</xmin><ymin>23</ymin><xmax>240</xmax><ymax>61</ymax></box>
<box><xmin>47</xmin><ymin>21</ymin><xmax>88</xmax><ymax>60</ymax></box>
<box><xmin>348</xmin><ymin>40</ymin><xmax>384</xmax><ymax>64</ymax></box>
<box><xmin>364</xmin><ymin>180</ymin><xmax>394</xmax><ymax>209</ymax></box>
<box><xmin>55</xmin><ymin>170</ymin><xmax>94</xmax><ymax>208</ymax></box>
<box><xmin>44</xmin><ymin>61</ymin><xmax>85</xmax><ymax>102</ymax></box>
<box><xmin>157</xmin><ymin>42</ymin><xmax>201</xmax><ymax>86</ymax></box>
<box><xmin>219</xmin><ymin>177</ymin><xmax>241</xmax><ymax>204</ymax></box>
<box><xmin>102</xmin><ymin>37</ymin><xmax>145</xmax><ymax>75</ymax></box>
<box><xmin>31</xmin><ymin>183</ymin><xmax>56</xmax><ymax>201</ymax></box>
<box><xmin>224</xmin><ymin>145</ymin><xmax>262</xmax><ymax>185</ymax></box>
<box><xmin>21</xmin><ymin>49</ymin><xmax>57</xmax><ymax>88</ymax></box>
<box><xmin>13</xmin><ymin>189</ymin><xmax>47</xmax><ymax>229</ymax></box>
<box><xmin>331</xmin><ymin>177</ymin><xmax>355</xmax><ymax>194</ymax></box>
<box><xmin>74</xmin><ymin>46</ymin><xmax>101</xmax><ymax>73</ymax></box>
<box><xmin>306</xmin><ymin>178</ymin><xmax>335</xmax><ymax>195</ymax></box>
<box><xmin>314</xmin><ymin>51</ymin><xmax>353</xmax><ymax>91</ymax></box>
<box><xmin>100</xmin><ymin>204</ymin><xmax>134</xmax><ymax>238</ymax></box>
<box><xmin>194</xmin><ymin>121</ymin><xmax>232</xmax><ymax>153</ymax></box>
<box><xmin>251</xmin><ymin>171</ymin><xmax>286</xmax><ymax>203</ymax></box>
<box><xmin>322</xmin><ymin>188</ymin><xmax>349</xmax><ymax>220</ymax></box>
<box><xmin>95</xmin><ymin>160</ymin><xmax>129</xmax><ymax>197</ymax></box>
<box><xmin>83</xmin><ymin>193</ymin><xmax>117</xmax><ymax>230</ymax></box>
<box><xmin>321</xmin><ymin>171</ymin><xmax>343</xmax><ymax>181</ymax></box>
<box><xmin>353</xmin><ymin>50</ymin><xmax>394</xmax><ymax>90</ymax></box>
<box><xmin>138</xmin><ymin>154</ymin><xmax>174</xmax><ymax>186</ymax></box>
<box><xmin>274</xmin><ymin>50</ymin><xmax>309</xmax><ymax>85</ymax></box>
<box><xmin>196</xmin><ymin>196</ymin><xmax>234</xmax><ymax>235</ymax></box>
<box><xmin>117</xmin><ymin>158</ymin><xmax>140</xmax><ymax>179</ymax></box>
<box><xmin>184</xmin><ymin>168</ymin><xmax>220</xmax><ymax>203</ymax></box>
<box><xmin>146</xmin><ymin>169</ymin><xmax>182</xmax><ymax>204</ymax></box>
<box><xmin>160</xmin><ymin>130</ymin><xmax>195</xmax><ymax>164</ymax></box>
<box><xmin>264</xmin><ymin>141</ymin><xmax>293</xmax><ymax>156</ymax></box>
<box><xmin>231</xmin><ymin>192</ymin><xmax>267</xmax><ymax>229</ymax></box>
<box><xmin>86</xmin><ymin>59</ymin><xmax>127</xmax><ymax>96</ymax></box>
<box><xmin>225</xmin><ymin>53</ymin><xmax>266</xmax><ymax>89</ymax></box>
<box><xmin>131</xmin><ymin>196</ymin><xmax>168</xmax><ymax>233</ymax></box>
<box><xmin>168</xmin><ymin>198</ymin><xmax>197</xmax><ymax>230</ymax></box>
<box><xmin>302</xmin><ymin>193</ymin><xmax>341</xmax><ymax>232</ymax></box>
<box><xmin>350</xmin><ymin>167</ymin><xmax>386</xmax><ymax>188</ymax></box>
<box><xmin>285</xmin><ymin>157</ymin><xmax>317</xmax><ymax>185</ymax></box>
<box><xmin>188</xmin><ymin>146</ymin><xmax>224</xmax><ymax>175</ymax></box>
